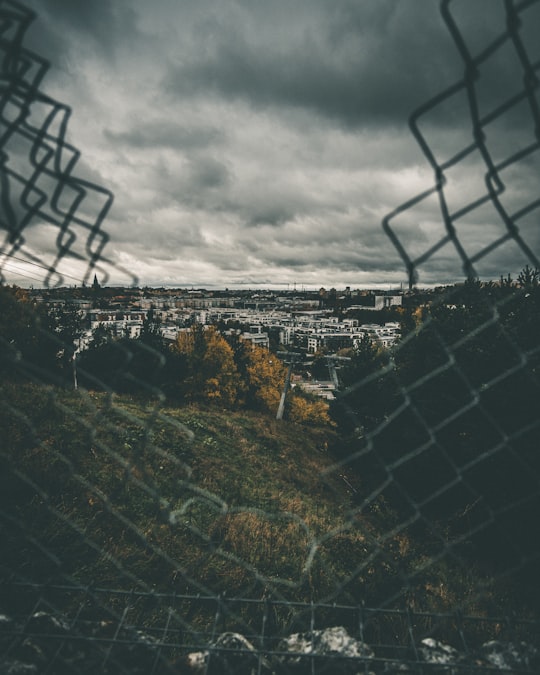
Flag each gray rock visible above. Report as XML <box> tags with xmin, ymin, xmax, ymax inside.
<box><xmin>182</xmin><ymin>649</ymin><xmax>208</xmax><ymax>673</ymax></box>
<box><xmin>0</xmin><ymin>659</ymin><xmax>39</xmax><ymax>675</ymax></box>
<box><xmin>382</xmin><ymin>660</ymin><xmax>418</xmax><ymax>674</ymax></box>
<box><xmin>417</xmin><ymin>638</ymin><xmax>471</xmax><ymax>673</ymax></box>
<box><xmin>0</xmin><ymin>659</ymin><xmax>38</xmax><ymax>675</ymax></box>
<box><xmin>183</xmin><ymin>631</ymin><xmax>272</xmax><ymax>675</ymax></box>
<box><xmin>278</xmin><ymin>626</ymin><xmax>375</xmax><ymax>673</ymax></box>
<box><xmin>419</xmin><ymin>638</ymin><xmax>465</xmax><ymax>665</ymax></box>
<box><xmin>26</xmin><ymin>611</ymin><xmax>70</xmax><ymax>635</ymax></box>
<box><xmin>479</xmin><ymin>640</ymin><xmax>540</xmax><ymax>672</ymax></box>
<box><xmin>0</xmin><ymin>615</ymin><xmax>17</xmax><ymax>652</ymax></box>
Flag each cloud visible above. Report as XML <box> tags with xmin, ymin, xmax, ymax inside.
<box><xmin>3</xmin><ymin>0</ymin><xmax>539</xmax><ymax>289</ymax></box>
<box><xmin>104</xmin><ymin>121</ymin><xmax>226</xmax><ymax>151</ymax></box>
<box><xmin>25</xmin><ymin>0</ymin><xmax>140</xmax><ymax>59</ymax></box>
<box><xmin>162</xmin><ymin>1</ymin><xmax>460</xmax><ymax>128</ymax></box>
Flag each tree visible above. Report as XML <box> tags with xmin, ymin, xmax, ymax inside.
<box><xmin>517</xmin><ymin>264</ymin><xmax>539</xmax><ymax>289</ymax></box>
<box><xmin>289</xmin><ymin>391</ymin><xmax>331</xmax><ymax>426</ymax></box>
<box><xmin>46</xmin><ymin>302</ymin><xmax>84</xmax><ymax>380</ymax></box>
<box><xmin>139</xmin><ymin>308</ymin><xmax>163</xmax><ymax>350</ymax></box>
<box><xmin>329</xmin><ymin>279</ymin><xmax>540</xmax><ymax>576</ymax></box>
<box><xmin>330</xmin><ymin>333</ymin><xmax>394</xmax><ymax>433</ymax></box>
<box><xmin>76</xmin><ymin>311</ymin><xmax>188</xmax><ymax>398</ymax></box>
<box><xmin>243</xmin><ymin>344</ymin><xmax>286</xmax><ymax>413</ymax></box>
<box><xmin>310</xmin><ymin>352</ymin><xmax>331</xmax><ymax>380</ymax></box>
<box><xmin>203</xmin><ymin>328</ymin><xmax>241</xmax><ymax>406</ymax></box>
<box><xmin>0</xmin><ymin>286</ymin><xmax>59</xmax><ymax>380</ymax></box>
<box><xmin>77</xmin><ymin>329</ymin><xmax>128</xmax><ymax>391</ymax></box>
<box><xmin>172</xmin><ymin>325</ymin><xmax>241</xmax><ymax>406</ymax></box>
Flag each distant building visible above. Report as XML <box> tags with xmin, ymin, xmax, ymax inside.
<box><xmin>241</xmin><ymin>331</ymin><xmax>270</xmax><ymax>350</ymax></box>
<box><xmin>296</xmin><ymin>380</ymin><xmax>336</xmax><ymax>400</ymax></box>
<box><xmin>347</xmin><ymin>295</ymin><xmax>402</xmax><ymax>311</ymax></box>
<box><xmin>374</xmin><ymin>295</ymin><xmax>402</xmax><ymax>310</ymax></box>
<box><xmin>86</xmin><ymin>309</ymin><xmax>146</xmax><ymax>339</ymax></box>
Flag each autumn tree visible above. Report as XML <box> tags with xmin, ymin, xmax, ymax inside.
<box><xmin>172</xmin><ymin>325</ymin><xmax>241</xmax><ymax>406</ymax></box>
<box><xmin>243</xmin><ymin>344</ymin><xmax>286</xmax><ymax>413</ymax></box>
<box><xmin>289</xmin><ymin>391</ymin><xmax>332</xmax><ymax>426</ymax></box>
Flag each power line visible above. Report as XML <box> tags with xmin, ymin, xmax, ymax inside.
<box><xmin>1</xmin><ymin>253</ymin><xmax>85</xmax><ymax>284</ymax></box>
<box><xmin>0</xmin><ymin>261</ymin><xmax>51</xmax><ymax>285</ymax></box>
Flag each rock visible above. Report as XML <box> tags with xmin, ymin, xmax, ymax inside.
<box><xmin>479</xmin><ymin>640</ymin><xmax>540</xmax><ymax>672</ymax></box>
<box><xmin>89</xmin><ymin>619</ymin><xmax>162</xmax><ymax>674</ymax></box>
<box><xmin>419</xmin><ymin>638</ymin><xmax>464</xmax><ymax>664</ymax></box>
<box><xmin>0</xmin><ymin>615</ymin><xmax>17</xmax><ymax>652</ymax></box>
<box><xmin>0</xmin><ymin>659</ymin><xmax>39</xmax><ymax>674</ymax></box>
<box><xmin>182</xmin><ymin>649</ymin><xmax>208</xmax><ymax>673</ymax></box>
<box><xmin>0</xmin><ymin>613</ymin><xmax>42</xmax><ymax>674</ymax></box>
<box><xmin>278</xmin><ymin>626</ymin><xmax>375</xmax><ymax>673</ymax></box>
<box><xmin>280</xmin><ymin>625</ymin><xmax>374</xmax><ymax>660</ymax></box>
<box><xmin>182</xmin><ymin>631</ymin><xmax>272</xmax><ymax>675</ymax></box>
<box><xmin>381</xmin><ymin>660</ymin><xmax>418</xmax><ymax>674</ymax></box>
<box><xmin>417</xmin><ymin>638</ymin><xmax>470</xmax><ymax>673</ymax></box>
<box><xmin>3</xmin><ymin>609</ymin><xmax>540</xmax><ymax>675</ymax></box>
<box><xmin>26</xmin><ymin>611</ymin><xmax>70</xmax><ymax>636</ymax></box>
<box><xmin>20</xmin><ymin>610</ymin><xmax>90</xmax><ymax>675</ymax></box>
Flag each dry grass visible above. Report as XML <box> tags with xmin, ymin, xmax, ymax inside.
<box><xmin>1</xmin><ymin>381</ymin><xmax>535</xmax><ymax>641</ymax></box>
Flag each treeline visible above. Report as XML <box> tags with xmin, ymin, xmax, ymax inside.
<box><xmin>0</xmin><ymin>286</ymin><xmax>81</xmax><ymax>384</ymax></box>
<box><xmin>330</xmin><ymin>269</ymin><xmax>540</xmax><ymax>586</ymax></box>
<box><xmin>0</xmin><ymin>288</ymin><xmax>329</xmax><ymax>425</ymax></box>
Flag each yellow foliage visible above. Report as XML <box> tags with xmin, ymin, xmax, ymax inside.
<box><xmin>172</xmin><ymin>326</ymin><xmax>241</xmax><ymax>406</ymax></box>
<box><xmin>173</xmin><ymin>330</ymin><xmax>195</xmax><ymax>355</ymax></box>
<box><xmin>171</xmin><ymin>329</ymin><xmax>333</xmax><ymax>420</ymax></box>
<box><xmin>289</xmin><ymin>393</ymin><xmax>332</xmax><ymax>426</ymax></box>
<box><xmin>413</xmin><ymin>305</ymin><xmax>427</xmax><ymax>325</ymax></box>
<box><xmin>244</xmin><ymin>345</ymin><xmax>286</xmax><ymax>413</ymax></box>
<box><xmin>14</xmin><ymin>287</ymin><xmax>31</xmax><ymax>303</ymax></box>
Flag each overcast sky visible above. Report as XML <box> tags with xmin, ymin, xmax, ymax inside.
<box><xmin>3</xmin><ymin>0</ymin><xmax>540</xmax><ymax>289</ymax></box>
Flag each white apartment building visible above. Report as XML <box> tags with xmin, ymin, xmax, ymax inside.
<box><xmin>241</xmin><ymin>331</ymin><xmax>270</xmax><ymax>349</ymax></box>
<box><xmin>307</xmin><ymin>322</ymin><xmax>401</xmax><ymax>354</ymax></box>
<box><xmin>87</xmin><ymin>309</ymin><xmax>146</xmax><ymax>340</ymax></box>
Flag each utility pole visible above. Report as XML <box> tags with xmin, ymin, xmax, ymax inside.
<box><xmin>276</xmin><ymin>351</ymin><xmax>302</xmax><ymax>420</ymax></box>
<box><xmin>72</xmin><ymin>346</ymin><xmax>80</xmax><ymax>390</ymax></box>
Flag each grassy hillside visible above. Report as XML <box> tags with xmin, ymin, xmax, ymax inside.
<box><xmin>0</xmin><ymin>381</ymin><xmax>531</xmax><ymax>642</ymax></box>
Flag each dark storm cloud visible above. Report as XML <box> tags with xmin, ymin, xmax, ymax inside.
<box><xmin>36</xmin><ymin>0</ymin><xmax>124</xmax><ymax>34</ymax></box>
<box><xmin>163</xmin><ymin>5</ymin><xmax>453</xmax><ymax>127</ymax></box>
<box><xmin>6</xmin><ymin>0</ymin><xmax>539</xmax><ymax>288</ymax></box>
<box><xmin>188</xmin><ymin>156</ymin><xmax>231</xmax><ymax>190</ymax></box>
<box><xmin>24</xmin><ymin>0</ymin><xmax>139</xmax><ymax>60</ymax></box>
<box><xmin>162</xmin><ymin>0</ymin><xmax>520</xmax><ymax>129</ymax></box>
<box><xmin>139</xmin><ymin>154</ymin><xmax>232</xmax><ymax>212</ymax></box>
<box><xmin>246</xmin><ymin>206</ymin><xmax>296</xmax><ymax>228</ymax></box>
<box><xmin>111</xmin><ymin>216</ymin><xmax>205</xmax><ymax>251</ymax></box>
<box><xmin>104</xmin><ymin>121</ymin><xmax>226</xmax><ymax>151</ymax></box>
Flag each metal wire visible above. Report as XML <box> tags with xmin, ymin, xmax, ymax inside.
<box><xmin>0</xmin><ymin>0</ymin><xmax>135</xmax><ymax>288</ymax></box>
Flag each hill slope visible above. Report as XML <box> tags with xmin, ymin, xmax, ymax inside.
<box><xmin>0</xmin><ymin>381</ymin><xmax>528</xmax><ymax>641</ymax></box>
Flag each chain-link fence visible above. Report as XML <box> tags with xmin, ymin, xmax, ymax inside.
<box><xmin>1</xmin><ymin>0</ymin><xmax>540</xmax><ymax>673</ymax></box>
<box><xmin>0</xmin><ymin>0</ymin><xmax>135</xmax><ymax>289</ymax></box>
